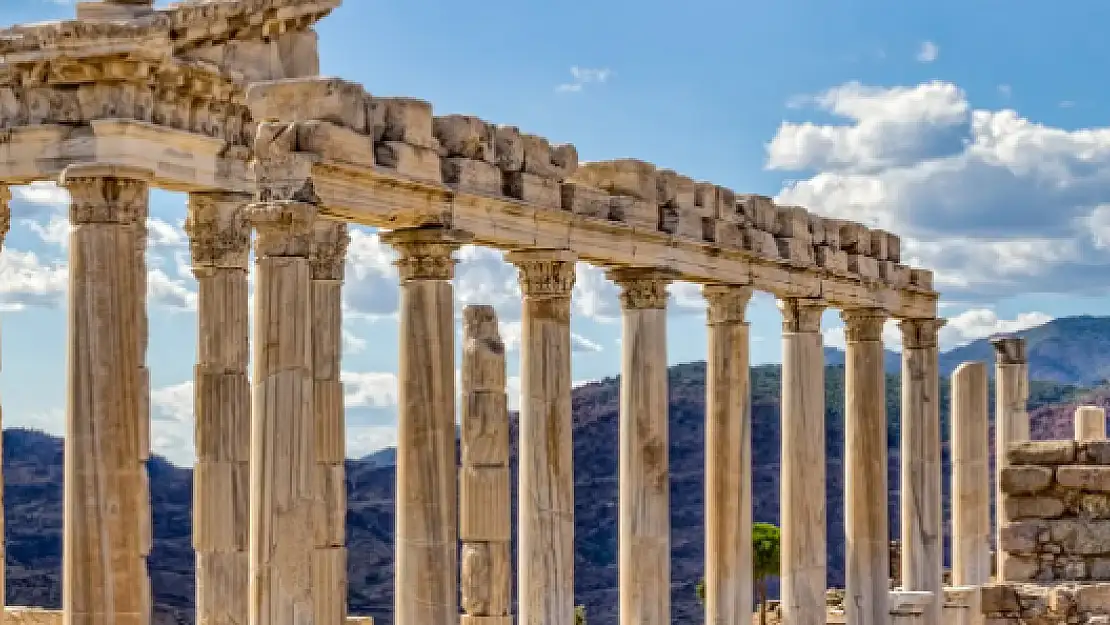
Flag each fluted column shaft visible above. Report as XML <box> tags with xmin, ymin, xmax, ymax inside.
<box><xmin>505</xmin><ymin>250</ymin><xmax>576</xmax><ymax>625</ymax></box>
<box><xmin>703</xmin><ymin>286</ymin><xmax>754</xmax><ymax>625</ymax></box>
<box><xmin>310</xmin><ymin>222</ymin><xmax>350</xmax><ymax>625</ymax></box>
<box><xmin>778</xmin><ymin>298</ymin><xmax>827</xmax><ymax>625</ymax></box>
<box><xmin>951</xmin><ymin>362</ymin><xmax>990</xmax><ymax>587</ymax></box>
<box><xmin>383</xmin><ymin>227</ymin><xmax>467</xmax><ymax>625</ymax></box>
<box><xmin>60</xmin><ymin>164</ymin><xmax>153</xmax><ymax>625</ymax></box>
<box><xmin>842</xmin><ymin>308</ymin><xmax>889</xmax><ymax>625</ymax></box>
<box><xmin>0</xmin><ymin>185</ymin><xmax>10</xmax><ymax>615</ymax></box>
<box><xmin>186</xmin><ymin>192</ymin><xmax>252</xmax><ymax>625</ymax></box>
<box><xmin>246</xmin><ymin>201</ymin><xmax>317</xmax><ymax>625</ymax></box>
<box><xmin>991</xmin><ymin>337</ymin><xmax>1028</xmax><ymax>579</ymax></box>
<box><xmin>609</xmin><ymin>267</ymin><xmax>673</xmax><ymax>625</ymax></box>
<box><xmin>899</xmin><ymin>319</ymin><xmax>945</xmax><ymax>625</ymax></box>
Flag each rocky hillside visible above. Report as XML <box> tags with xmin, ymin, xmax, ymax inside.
<box><xmin>1</xmin><ymin>360</ymin><xmax>1087</xmax><ymax>625</ymax></box>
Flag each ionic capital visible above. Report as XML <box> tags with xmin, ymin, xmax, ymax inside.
<box><xmin>991</xmin><ymin>336</ymin><xmax>1027</xmax><ymax>365</ymax></box>
<box><xmin>0</xmin><ymin>186</ymin><xmax>10</xmax><ymax>247</ymax></box>
<box><xmin>185</xmin><ymin>192</ymin><xmax>252</xmax><ymax>271</ymax></box>
<box><xmin>245</xmin><ymin>200</ymin><xmax>316</xmax><ymax>258</ymax></box>
<box><xmin>310</xmin><ymin>221</ymin><xmax>350</xmax><ymax>281</ymax></box>
<box><xmin>778</xmin><ymin>298</ymin><xmax>826</xmax><ymax>333</ymax></box>
<box><xmin>506</xmin><ymin>249</ymin><xmax>577</xmax><ymax>299</ymax></box>
<box><xmin>380</xmin><ymin>227</ymin><xmax>470</xmax><ymax>282</ymax></box>
<box><xmin>703</xmin><ymin>285</ymin><xmax>753</xmax><ymax>325</ymax></box>
<box><xmin>60</xmin><ymin>164</ymin><xmax>152</xmax><ymax>225</ymax></box>
<box><xmin>607</xmin><ymin>267</ymin><xmax>676</xmax><ymax>310</ymax></box>
<box><xmin>841</xmin><ymin>308</ymin><xmax>888</xmax><ymax>343</ymax></box>
<box><xmin>899</xmin><ymin>317</ymin><xmax>947</xmax><ymax>350</ymax></box>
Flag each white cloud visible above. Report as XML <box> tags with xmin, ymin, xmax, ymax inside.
<box><xmin>916</xmin><ymin>41</ymin><xmax>939</xmax><ymax>63</ymax></box>
<box><xmin>822</xmin><ymin>308</ymin><xmax>1053</xmax><ymax>352</ymax></box>
<box><xmin>556</xmin><ymin>66</ymin><xmax>613</xmax><ymax>93</ymax></box>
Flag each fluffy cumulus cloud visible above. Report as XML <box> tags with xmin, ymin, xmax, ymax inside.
<box><xmin>769</xmin><ymin>80</ymin><xmax>1110</xmax><ymax>300</ymax></box>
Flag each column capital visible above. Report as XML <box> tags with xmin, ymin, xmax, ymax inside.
<box><xmin>380</xmin><ymin>227</ymin><xmax>470</xmax><ymax>281</ymax></box>
<box><xmin>60</xmin><ymin>164</ymin><xmax>152</xmax><ymax>225</ymax></box>
<box><xmin>778</xmin><ymin>298</ymin><xmax>826</xmax><ymax>333</ymax></box>
<box><xmin>607</xmin><ymin>266</ymin><xmax>676</xmax><ymax>310</ymax></box>
<box><xmin>505</xmin><ymin>249</ymin><xmax>576</xmax><ymax>299</ymax></box>
<box><xmin>245</xmin><ymin>200</ymin><xmax>316</xmax><ymax>258</ymax></box>
<box><xmin>703</xmin><ymin>285</ymin><xmax>753</xmax><ymax>324</ymax></box>
<box><xmin>899</xmin><ymin>318</ymin><xmax>947</xmax><ymax>350</ymax></box>
<box><xmin>185</xmin><ymin>192</ymin><xmax>252</xmax><ymax>271</ymax></box>
<box><xmin>841</xmin><ymin>307</ymin><xmax>888</xmax><ymax>343</ymax></box>
<box><xmin>310</xmin><ymin>221</ymin><xmax>350</xmax><ymax>281</ymax></box>
<box><xmin>990</xmin><ymin>336</ymin><xmax>1027</xmax><ymax>365</ymax></box>
<box><xmin>0</xmin><ymin>185</ymin><xmax>10</xmax><ymax>247</ymax></box>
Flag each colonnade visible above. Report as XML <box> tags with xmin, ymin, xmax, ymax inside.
<box><xmin>0</xmin><ymin>166</ymin><xmax>949</xmax><ymax>625</ymax></box>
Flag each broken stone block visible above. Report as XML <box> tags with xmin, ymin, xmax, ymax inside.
<box><xmin>1009</xmin><ymin>441</ymin><xmax>1077</xmax><ymax>465</ymax></box>
<box><xmin>910</xmin><ymin>268</ymin><xmax>934</xmax><ymax>290</ymax></box>
<box><xmin>736</xmin><ymin>194</ymin><xmax>777</xmax><ymax>231</ymax></box>
<box><xmin>674</xmin><ymin>209</ymin><xmax>705</xmax><ymax>240</ymax></box>
<box><xmin>375</xmin><ymin>142</ymin><xmax>442</xmax><ymax>182</ymax></box>
<box><xmin>503</xmin><ymin>172</ymin><xmax>561</xmax><ymax>209</ymax></box>
<box><xmin>521</xmin><ymin>133</ymin><xmax>577</xmax><ymax>180</ymax></box>
<box><xmin>609</xmin><ymin>195</ymin><xmax>657</xmax><ymax>229</ymax></box>
<box><xmin>1001</xmin><ymin>466</ymin><xmax>1054</xmax><ymax>495</ymax></box>
<box><xmin>980</xmin><ymin>584</ymin><xmax>1021</xmax><ymax>612</ymax></box>
<box><xmin>693</xmin><ymin>182</ymin><xmax>727</xmax><ymax>219</ymax></box>
<box><xmin>742</xmin><ymin>227</ymin><xmax>779</xmax><ymax>258</ymax></box>
<box><xmin>713</xmin><ymin>221</ymin><xmax>744</xmax><ymax>248</ymax></box>
<box><xmin>656</xmin><ymin>170</ymin><xmax>696</xmax><ymax>211</ymax></box>
<box><xmin>296</xmin><ymin>121</ymin><xmax>376</xmax><ymax>167</ymax></box>
<box><xmin>776</xmin><ymin>205</ymin><xmax>812</xmax><ymax>241</ymax></box>
<box><xmin>442</xmin><ymin>158</ymin><xmax>501</xmax><ymax>197</ymax></box>
<box><xmin>575</xmin><ymin>159</ymin><xmax>658</xmax><ymax>203</ymax></box>
<box><xmin>840</xmin><ymin>222</ymin><xmax>873</xmax><ymax>255</ymax></box>
<box><xmin>433</xmin><ymin>115</ymin><xmax>495</xmax><ymax>161</ymax></box>
<box><xmin>776</xmin><ymin>237</ymin><xmax>815</xmax><ymax>266</ymax></box>
<box><xmin>1058</xmin><ymin>467</ymin><xmax>1110</xmax><ymax>492</ymax></box>
<box><xmin>1049</xmin><ymin>520</ymin><xmax>1110</xmax><ymax>555</ymax></box>
<box><xmin>816</xmin><ymin>246</ymin><xmax>850</xmax><ymax>275</ymax></box>
<box><xmin>848</xmin><ymin>254</ymin><xmax>880</xmax><ymax>280</ymax></box>
<box><xmin>1087</xmin><ymin>442</ymin><xmax>1110</xmax><ymax>465</ymax></box>
<box><xmin>492</xmin><ymin>125</ymin><xmax>525</xmax><ymax>172</ymax></box>
<box><xmin>561</xmin><ymin>182</ymin><xmax>610</xmax><ymax>218</ymax></box>
<box><xmin>878</xmin><ymin>262</ymin><xmax>911</xmax><ymax>288</ymax></box>
<box><xmin>870</xmin><ymin>228</ymin><xmax>892</xmax><ymax>260</ymax></box>
<box><xmin>246</xmin><ymin>77</ymin><xmax>368</xmax><ymax>131</ymax></box>
<box><xmin>658</xmin><ymin>204</ymin><xmax>679</xmax><ymax>235</ymax></box>
<box><xmin>808</xmin><ymin>213</ymin><xmax>827</xmax><ymax>245</ymax></box>
<box><xmin>1000</xmin><ymin>521</ymin><xmax>1045</xmax><ymax>553</ymax></box>
<box><xmin>375</xmin><ymin>97</ymin><xmax>437</xmax><ymax>149</ymax></box>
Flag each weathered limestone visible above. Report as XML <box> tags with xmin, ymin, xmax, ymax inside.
<box><xmin>310</xmin><ymin>221</ymin><xmax>350</xmax><ymax>625</ymax></box>
<box><xmin>460</xmin><ymin>305</ymin><xmax>513</xmax><ymax>625</ymax></box>
<box><xmin>899</xmin><ymin>318</ymin><xmax>945</xmax><ymax>624</ymax></box>
<box><xmin>951</xmin><ymin>362</ymin><xmax>991</xmax><ymax>588</ymax></box>
<box><xmin>993</xmin><ymin>337</ymin><xmax>1030</xmax><ymax>578</ymax></box>
<box><xmin>504</xmin><ymin>249</ymin><xmax>576</xmax><ymax>625</ymax></box>
<box><xmin>608</xmin><ymin>267</ymin><xmax>674</xmax><ymax>625</ymax></box>
<box><xmin>778</xmin><ymin>298</ymin><xmax>828</xmax><ymax>625</ymax></box>
<box><xmin>59</xmin><ymin>164</ymin><xmax>153</xmax><ymax>625</ymax></box>
<box><xmin>381</xmin><ymin>227</ymin><xmax>466</xmax><ymax>625</ymax></box>
<box><xmin>1077</xmin><ymin>406</ymin><xmax>1107</xmax><ymax>442</ymax></box>
<box><xmin>703</xmin><ymin>285</ymin><xmax>754</xmax><ymax>625</ymax></box>
<box><xmin>245</xmin><ymin>200</ymin><xmax>318</xmax><ymax>625</ymax></box>
<box><xmin>0</xmin><ymin>185</ymin><xmax>9</xmax><ymax>616</ymax></box>
<box><xmin>185</xmin><ymin>192</ymin><xmax>252</xmax><ymax>625</ymax></box>
<box><xmin>842</xmin><ymin>308</ymin><xmax>890</xmax><ymax>625</ymax></box>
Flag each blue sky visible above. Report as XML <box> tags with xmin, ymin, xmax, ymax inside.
<box><xmin>4</xmin><ymin>0</ymin><xmax>1110</xmax><ymax>465</ymax></box>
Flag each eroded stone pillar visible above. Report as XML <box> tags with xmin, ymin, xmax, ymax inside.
<box><xmin>505</xmin><ymin>249</ymin><xmax>575</xmax><ymax>625</ymax></box>
<box><xmin>608</xmin><ymin>267</ymin><xmax>673</xmax><ymax>625</ymax></box>
<box><xmin>951</xmin><ymin>362</ymin><xmax>990</xmax><ymax>587</ymax></box>
<box><xmin>310</xmin><ymin>221</ymin><xmax>350</xmax><ymax>625</ymax></box>
<box><xmin>778</xmin><ymin>298</ymin><xmax>827</xmax><ymax>625</ymax></box>
<box><xmin>703</xmin><ymin>285</ymin><xmax>754</xmax><ymax>625</ymax></box>
<box><xmin>899</xmin><ymin>318</ymin><xmax>945</xmax><ymax>625</ymax></box>
<box><xmin>60</xmin><ymin>164</ymin><xmax>153</xmax><ymax>625</ymax></box>
<box><xmin>246</xmin><ymin>201</ymin><xmax>317</xmax><ymax>625</ymax></box>
<box><xmin>382</xmin><ymin>227</ymin><xmax>467</xmax><ymax>625</ymax></box>
<box><xmin>991</xmin><ymin>337</ymin><xmax>1028</xmax><ymax>579</ymax></box>
<box><xmin>460</xmin><ymin>305</ymin><xmax>513</xmax><ymax>625</ymax></box>
<box><xmin>0</xmin><ymin>184</ymin><xmax>10</xmax><ymax>615</ymax></box>
<box><xmin>1075</xmin><ymin>406</ymin><xmax>1106</xmax><ymax>442</ymax></box>
<box><xmin>185</xmin><ymin>192</ymin><xmax>252</xmax><ymax>625</ymax></box>
<box><xmin>842</xmin><ymin>308</ymin><xmax>890</xmax><ymax>625</ymax></box>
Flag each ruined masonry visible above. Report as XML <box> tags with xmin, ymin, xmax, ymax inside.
<box><xmin>0</xmin><ymin>0</ymin><xmax>1048</xmax><ymax>624</ymax></box>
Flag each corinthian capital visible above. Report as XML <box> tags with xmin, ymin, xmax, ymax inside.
<box><xmin>185</xmin><ymin>192</ymin><xmax>252</xmax><ymax>271</ymax></box>
<box><xmin>899</xmin><ymin>318</ymin><xmax>946</xmax><ymax>350</ymax></box>
<box><xmin>60</xmin><ymin>164</ymin><xmax>152</xmax><ymax>225</ymax></box>
<box><xmin>990</xmin><ymin>336</ymin><xmax>1027</xmax><ymax>365</ymax></box>
<box><xmin>245</xmin><ymin>200</ymin><xmax>316</xmax><ymax>258</ymax></box>
<box><xmin>505</xmin><ymin>249</ymin><xmax>577</xmax><ymax>299</ymax></box>
<box><xmin>380</xmin><ymin>227</ymin><xmax>470</xmax><ymax>281</ymax></box>
<box><xmin>310</xmin><ymin>221</ymin><xmax>350</xmax><ymax>281</ymax></box>
<box><xmin>778</xmin><ymin>298</ymin><xmax>826</xmax><ymax>333</ymax></box>
<box><xmin>703</xmin><ymin>285</ymin><xmax>753</xmax><ymax>325</ymax></box>
<box><xmin>841</xmin><ymin>308</ymin><xmax>888</xmax><ymax>343</ymax></box>
<box><xmin>607</xmin><ymin>267</ymin><xmax>676</xmax><ymax>310</ymax></box>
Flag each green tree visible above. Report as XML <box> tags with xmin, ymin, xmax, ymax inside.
<box><xmin>695</xmin><ymin>522</ymin><xmax>782</xmax><ymax>625</ymax></box>
<box><xmin>574</xmin><ymin>604</ymin><xmax>586</xmax><ymax>625</ymax></box>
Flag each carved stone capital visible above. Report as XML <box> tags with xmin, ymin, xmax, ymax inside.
<box><xmin>607</xmin><ymin>267</ymin><xmax>675</xmax><ymax>310</ymax></box>
<box><xmin>778</xmin><ymin>298</ymin><xmax>826</xmax><ymax>333</ymax></box>
<box><xmin>991</xmin><ymin>336</ymin><xmax>1027</xmax><ymax>365</ymax></box>
<box><xmin>899</xmin><ymin>318</ymin><xmax>946</xmax><ymax>350</ymax></box>
<box><xmin>505</xmin><ymin>249</ymin><xmax>576</xmax><ymax>299</ymax></box>
<box><xmin>185</xmin><ymin>192</ymin><xmax>251</xmax><ymax>271</ymax></box>
<box><xmin>60</xmin><ymin>164</ymin><xmax>152</xmax><ymax>225</ymax></box>
<box><xmin>310</xmin><ymin>221</ymin><xmax>350</xmax><ymax>281</ymax></box>
<box><xmin>703</xmin><ymin>285</ymin><xmax>753</xmax><ymax>325</ymax></box>
<box><xmin>841</xmin><ymin>308</ymin><xmax>888</xmax><ymax>343</ymax></box>
<box><xmin>0</xmin><ymin>186</ymin><xmax>11</xmax><ymax>247</ymax></box>
<box><xmin>245</xmin><ymin>200</ymin><xmax>316</xmax><ymax>258</ymax></box>
<box><xmin>380</xmin><ymin>227</ymin><xmax>470</xmax><ymax>282</ymax></box>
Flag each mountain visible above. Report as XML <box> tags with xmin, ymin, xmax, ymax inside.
<box><xmin>0</xmin><ymin>362</ymin><xmax>1087</xmax><ymax>625</ymax></box>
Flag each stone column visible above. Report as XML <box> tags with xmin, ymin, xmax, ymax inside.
<box><xmin>246</xmin><ymin>201</ymin><xmax>317</xmax><ymax>625</ymax></box>
<box><xmin>60</xmin><ymin>164</ymin><xmax>153</xmax><ymax>625</ymax></box>
<box><xmin>185</xmin><ymin>192</ymin><xmax>252</xmax><ymax>625</ymax></box>
<box><xmin>460</xmin><ymin>305</ymin><xmax>513</xmax><ymax>625</ymax></box>
<box><xmin>608</xmin><ymin>267</ymin><xmax>674</xmax><ymax>625</ymax></box>
<box><xmin>842</xmin><ymin>308</ymin><xmax>890</xmax><ymax>625</ymax></box>
<box><xmin>310</xmin><ymin>221</ymin><xmax>350</xmax><ymax>625</ymax></box>
<box><xmin>381</xmin><ymin>227</ymin><xmax>467</xmax><ymax>625</ymax></box>
<box><xmin>0</xmin><ymin>185</ymin><xmax>9</xmax><ymax>615</ymax></box>
<box><xmin>1075</xmin><ymin>406</ymin><xmax>1106</xmax><ymax>442</ymax></box>
<box><xmin>950</xmin><ymin>362</ymin><xmax>990</xmax><ymax>587</ymax></box>
<box><xmin>778</xmin><ymin>298</ymin><xmax>827</xmax><ymax>625</ymax></box>
<box><xmin>899</xmin><ymin>318</ymin><xmax>945</xmax><ymax>625</ymax></box>
<box><xmin>504</xmin><ymin>249</ymin><xmax>576</xmax><ymax>625</ymax></box>
<box><xmin>703</xmin><ymin>285</ymin><xmax>754</xmax><ymax>625</ymax></box>
<box><xmin>991</xmin><ymin>337</ymin><xmax>1028</xmax><ymax>578</ymax></box>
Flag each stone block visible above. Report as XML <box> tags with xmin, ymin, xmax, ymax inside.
<box><xmin>808</xmin><ymin>213</ymin><xmax>827</xmax><ymax>245</ymax></box>
<box><xmin>1059</xmin><ymin>466</ymin><xmax>1110</xmax><ymax>492</ymax></box>
<box><xmin>443</xmin><ymin>158</ymin><xmax>502</xmax><ymax>197</ymax></box>
<box><xmin>815</xmin><ymin>246</ymin><xmax>850</xmax><ymax>275</ymax></box>
<box><xmin>658</xmin><ymin>203</ymin><xmax>679</xmax><ymax>235</ymax></box>
<box><xmin>742</xmin><ymin>228</ymin><xmax>779</xmax><ymax>258</ymax></box>
<box><xmin>1051</xmin><ymin>520</ymin><xmax>1110</xmax><ymax>555</ymax></box>
<box><xmin>840</xmin><ymin>222</ymin><xmax>872</xmax><ymax>255</ymax></box>
<box><xmin>1087</xmin><ymin>441</ymin><xmax>1110</xmax><ymax>465</ymax></box>
<box><xmin>775</xmin><ymin>205</ymin><xmax>812</xmax><ymax>241</ymax></box>
<box><xmin>878</xmin><ymin>261</ymin><xmax>911</xmax><ymax>288</ymax></box>
<box><xmin>694</xmin><ymin>183</ymin><xmax>731</xmax><ymax>220</ymax></box>
<box><xmin>980</xmin><ymin>584</ymin><xmax>1020</xmax><ymax>612</ymax></box>
<box><xmin>1009</xmin><ymin>440</ymin><xmax>1077</xmax><ymax>465</ymax></box>
<box><xmin>1000</xmin><ymin>521</ymin><xmax>1044</xmax><ymax>553</ymax></box>
<box><xmin>713</xmin><ymin>221</ymin><xmax>744</xmax><ymax>247</ymax></box>
<box><xmin>1005</xmin><ymin>495</ymin><xmax>1066</xmax><ymax>521</ymax></box>
<box><xmin>674</xmin><ymin>208</ymin><xmax>707</xmax><ymax>240</ymax></box>
<box><xmin>575</xmin><ymin>159</ymin><xmax>657</xmax><ymax>203</ymax></box>
<box><xmin>246</xmin><ymin>78</ymin><xmax>368</xmax><ymax>131</ymax></box>
<box><xmin>870</xmin><ymin>228</ymin><xmax>893</xmax><ymax>260</ymax></box>
<box><xmin>521</xmin><ymin>133</ymin><xmax>577</xmax><ymax>180</ymax></box>
<box><xmin>886</xmin><ymin>231</ymin><xmax>902</xmax><ymax>262</ymax></box>
<box><xmin>1078</xmin><ymin>493</ymin><xmax>1110</xmax><ymax>519</ymax></box>
<box><xmin>503</xmin><ymin>171</ymin><xmax>561</xmax><ymax>209</ymax></box>
<box><xmin>736</xmin><ymin>194</ymin><xmax>777</xmax><ymax>231</ymax></box>
<box><xmin>492</xmin><ymin>125</ymin><xmax>525</xmax><ymax>172</ymax></box>
<box><xmin>848</xmin><ymin>254</ymin><xmax>880</xmax><ymax>280</ymax></box>
<box><xmin>1077</xmin><ymin>584</ymin><xmax>1110</xmax><ymax>612</ymax></box>
<box><xmin>373</xmin><ymin>97</ymin><xmax>437</xmax><ymax>149</ymax></box>
<box><xmin>1091</xmin><ymin>559</ymin><xmax>1110</xmax><ymax>579</ymax></box>
<box><xmin>561</xmin><ymin>182</ymin><xmax>610</xmax><ymax>218</ymax></box>
<box><xmin>910</xmin><ymin>268</ymin><xmax>934</xmax><ymax>290</ymax></box>
<box><xmin>776</xmin><ymin>237</ymin><xmax>815</xmax><ymax>266</ymax></box>
<box><xmin>1002</xmin><ymin>555</ymin><xmax>1039</xmax><ymax>581</ymax></box>
<box><xmin>656</xmin><ymin>169</ymin><xmax>696</xmax><ymax>211</ymax></box>
<box><xmin>375</xmin><ymin>142</ymin><xmax>443</xmax><ymax>182</ymax></box>
<box><xmin>1001</xmin><ymin>466</ymin><xmax>1054</xmax><ymax>495</ymax></box>
<box><xmin>433</xmin><ymin>114</ymin><xmax>495</xmax><ymax>161</ymax></box>
<box><xmin>296</xmin><ymin>120</ymin><xmax>377</xmax><ymax>167</ymax></box>
<box><xmin>824</xmin><ymin>218</ymin><xmax>843</xmax><ymax>249</ymax></box>
<box><xmin>609</xmin><ymin>195</ymin><xmax>657</xmax><ymax>229</ymax></box>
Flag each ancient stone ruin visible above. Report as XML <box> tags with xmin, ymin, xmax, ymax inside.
<box><xmin>0</xmin><ymin>1</ymin><xmax>1078</xmax><ymax>625</ymax></box>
